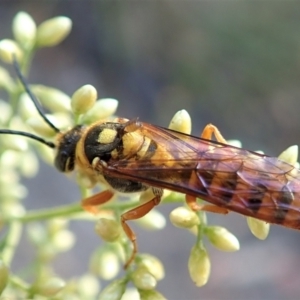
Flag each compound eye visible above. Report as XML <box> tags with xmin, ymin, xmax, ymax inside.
<box><xmin>54</xmin><ymin>151</ymin><xmax>75</xmax><ymax>172</ymax></box>
<box><xmin>54</xmin><ymin>126</ymin><xmax>83</xmax><ymax>172</ymax></box>
<box><xmin>54</xmin><ymin>151</ymin><xmax>67</xmax><ymax>172</ymax></box>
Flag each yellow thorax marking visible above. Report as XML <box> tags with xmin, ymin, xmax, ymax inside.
<box><xmin>97</xmin><ymin>128</ymin><xmax>117</xmax><ymax>144</ymax></box>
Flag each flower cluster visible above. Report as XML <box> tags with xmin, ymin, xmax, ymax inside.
<box><xmin>0</xmin><ymin>11</ymin><xmax>299</xmax><ymax>300</ymax></box>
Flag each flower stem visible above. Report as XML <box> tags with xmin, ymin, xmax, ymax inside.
<box><xmin>2</xmin><ymin>221</ymin><xmax>22</xmax><ymax>266</ymax></box>
<box><xmin>5</xmin><ymin>199</ymin><xmax>141</xmax><ymax>223</ymax></box>
<box><xmin>9</xmin><ymin>275</ymin><xmax>30</xmax><ymax>291</ymax></box>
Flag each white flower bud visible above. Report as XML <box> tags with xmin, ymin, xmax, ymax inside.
<box><xmin>0</xmin><ymin>150</ymin><xmax>20</xmax><ymax>169</ymax></box>
<box><xmin>121</xmin><ymin>288</ymin><xmax>140</xmax><ymax>300</ymax></box>
<box><xmin>247</xmin><ymin>217</ymin><xmax>270</xmax><ymax>240</ymax></box>
<box><xmin>0</xmin><ymin>39</ymin><xmax>23</xmax><ymax>63</ymax></box>
<box><xmin>0</xmin><ymin>135</ymin><xmax>28</xmax><ymax>152</ymax></box>
<box><xmin>168</xmin><ymin>109</ymin><xmax>192</xmax><ymax>134</ymax></box>
<box><xmin>91</xmin><ymin>250</ymin><xmax>120</xmax><ymax>280</ymax></box>
<box><xmin>35</xmin><ymin>143</ymin><xmax>55</xmax><ymax>165</ymax></box>
<box><xmin>0</xmin><ymin>168</ymin><xmax>19</xmax><ymax>184</ymax></box>
<box><xmin>188</xmin><ymin>244</ymin><xmax>210</xmax><ymax>287</ymax></box>
<box><xmin>135</xmin><ymin>209</ymin><xmax>166</xmax><ymax>230</ymax></box>
<box><xmin>19</xmin><ymin>151</ymin><xmax>39</xmax><ymax>177</ymax></box>
<box><xmin>138</xmin><ymin>289</ymin><xmax>167</xmax><ymax>300</ymax></box>
<box><xmin>131</xmin><ymin>266</ymin><xmax>157</xmax><ymax>290</ymax></box>
<box><xmin>30</xmin><ymin>85</ymin><xmax>71</xmax><ymax>113</ymax></box>
<box><xmin>81</xmin><ymin>98</ymin><xmax>118</xmax><ymax>124</ymax></box>
<box><xmin>99</xmin><ymin>252</ymin><xmax>120</xmax><ymax>280</ymax></box>
<box><xmin>36</xmin><ymin>16</ymin><xmax>72</xmax><ymax>47</ymax></box>
<box><xmin>3</xmin><ymin>202</ymin><xmax>25</xmax><ymax>218</ymax></box>
<box><xmin>170</xmin><ymin>206</ymin><xmax>200</xmax><ymax>229</ymax></box>
<box><xmin>39</xmin><ymin>244</ymin><xmax>57</xmax><ymax>262</ymax></box>
<box><xmin>37</xmin><ymin>277</ymin><xmax>66</xmax><ymax>297</ymax></box>
<box><xmin>0</xmin><ymin>117</ymin><xmax>29</xmax><ymax>151</ymax></box>
<box><xmin>26</xmin><ymin>116</ymin><xmax>56</xmax><ymax>137</ymax></box>
<box><xmin>52</xmin><ymin>229</ymin><xmax>76</xmax><ymax>252</ymax></box>
<box><xmin>205</xmin><ymin>226</ymin><xmax>240</xmax><ymax>252</ymax></box>
<box><xmin>27</xmin><ymin>223</ymin><xmax>47</xmax><ymax>245</ymax></box>
<box><xmin>47</xmin><ymin>218</ymin><xmax>68</xmax><ymax>235</ymax></box>
<box><xmin>0</xmin><ymin>67</ymin><xmax>15</xmax><ymax>92</ymax></box>
<box><xmin>278</xmin><ymin>145</ymin><xmax>298</xmax><ymax>165</ymax></box>
<box><xmin>77</xmin><ymin>274</ymin><xmax>100</xmax><ymax>298</ymax></box>
<box><xmin>49</xmin><ymin>112</ymin><xmax>72</xmax><ymax>130</ymax></box>
<box><xmin>13</xmin><ymin>12</ymin><xmax>36</xmax><ymax>48</ymax></box>
<box><xmin>71</xmin><ymin>84</ymin><xmax>97</xmax><ymax>115</ymax></box>
<box><xmin>18</xmin><ymin>92</ymin><xmax>39</xmax><ymax>121</ymax></box>
<box><xmin>0</xmin><ymin>100</ymin><xmax>12</xmax><ymax>125</ymax></box>
<box><xmin>95</xmin><ymin>218</ymin><xmax>121</xmax><ymax>242</ymax></box>
<box><xmin>98</xmin><ymin>279</ymin><xmax>126</xmax><ymax>300</ymax></box>
<box><xmin>139</xmin><ymin>254</ymin><xmax>165</xmax><ymax>281</ymax></box>
<box><xmin>226</xmin><ymin>140</ymin><xmax>242</xmax><ymax>148</ymax></box>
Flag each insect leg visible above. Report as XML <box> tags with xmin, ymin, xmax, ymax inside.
<box><xmin>201</xmin><ymin>124</ymin><xmax>227</xmax><ymax>143</ymax></box>
<box><xmin>186</xmin><ymin>194</ymin><xmax>228</xmax><ymax>214</ymax></box>
<box><xmin>196</xmin><ymin>124</ymin><xmax>230</xmax><ymax>214</ymax></box>
<box><xmin>121</xmin><ymin>188</ymin><xmax>163</xmax><ymax>268</ymax></box>
<box><xmin>81</xmin><ymin>190</ymin><xmax>115</xmax><ymax>214</ymax></box>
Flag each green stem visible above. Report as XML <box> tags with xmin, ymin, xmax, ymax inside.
<box><xmin>74</xmin><ymin>114</ymin><xmax>81</xmax><ymax>125</ymax></box>
<box><xmin>161</xmin><ymin>193</ymin><xmax>185</xmax><ymax>204</ymax></box>
<box><xmin>3</xmin><ymin>192</ymin><xmax>188</xmax><ymax>224</ymax></box>
<box><xmin>2</xmin><ymin>192</ymin><xmax>191</xmax><ymax>225</ymax></box>
<box><xmin>196</xmin><ymin>211</ymin><xmax>207</xmax><ymax>245</ymax></box>
<box><xmin>9</xmin><ymin>203</ymin><xmax>82</xmax><ymax>223</ymax></box>
<box><xmin>9</xmin><ymin>275</ymin><xmax>30</xmax><ymax>291</ymax></box>
<box><xmin>5</xmin><ymin>199</ymin><xmax>142</xmax><ymax>223</ymax></box>
<box><xmin>2</xmin><ymin>222</ymin><xmax>22</xmax><ymax>266</ymax></box>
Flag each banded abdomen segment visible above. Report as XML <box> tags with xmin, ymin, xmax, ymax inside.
<box><xmin>109</xmin><ymin>151</ymin><xmax>300</xmax><ymax>229</ymax></box>
<box><xmin>190</xmin><ymin>154</ymin><xmax>300</xmax><ymax>229</ymax></box>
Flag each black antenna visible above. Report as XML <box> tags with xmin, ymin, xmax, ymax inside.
<box><xmin>0</xmin><ymin>130</ymin><xmax>55</xmax><ymax>148</ymax></box>
<box><xmin>13</xmin><ymin>58</ymin><xmax>61</xmax><ymax>133</ymax></box>
<box><xmin>0</xmin><ymin>57</ymin><xmax>59</xmax><ymax>149</ymax></box>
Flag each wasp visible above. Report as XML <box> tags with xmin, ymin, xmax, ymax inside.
<box><xmin>2</xmin><ymin>61</ymin><xmax>300</xmax><ymax>268</ymax></box>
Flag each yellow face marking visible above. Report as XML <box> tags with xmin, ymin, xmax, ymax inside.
<box><xmin>98</xmin><ymin>128</ymin><xmax>117</xmax><ymax>144</ymax></box>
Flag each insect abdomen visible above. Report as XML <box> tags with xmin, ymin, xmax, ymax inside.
<box><xmin>191</xmin><ymin>157</ymin><xmax>300</xmax><ymax>229</ymax></box>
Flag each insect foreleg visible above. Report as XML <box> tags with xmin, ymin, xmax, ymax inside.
<box><xmin>201</xmin><ymin>124</ymin><xmax>227</xmax><ymax>143</ymax></box>
<box><xmin>81</xmin><ymin>190</ymin><xmax>115</xmax><ymax>214</ymax></box>
<box><xmin>122</xmin><ymin>187</ymin><xmax>163</xmax><ymax>269</ymax></box>
<box><xmin>186</xmin><ymin>194</ymin><xmax>228</xmax><ymax>214</ymax></box>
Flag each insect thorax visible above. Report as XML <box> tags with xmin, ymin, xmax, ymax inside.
<box><xmin>83</xmin><ymin>122</ymin><xmax>124</xmax><ymax>164</ymax></box>
<box><xmin>81</xmin><ymin>121</ymin><xmax>151</xmax><ymax>193</ymax></box>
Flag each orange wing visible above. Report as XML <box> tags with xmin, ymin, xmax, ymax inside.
<box><xmin>102</xmin><ymin>122</ymin><xmax>300</xmax><ymax>229</ymax></box>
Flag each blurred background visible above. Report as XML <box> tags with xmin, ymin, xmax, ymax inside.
<box><xmin>1</xmin><ymin>1</ymin><xmax>300</xmax><ymax>299</ymax></box>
